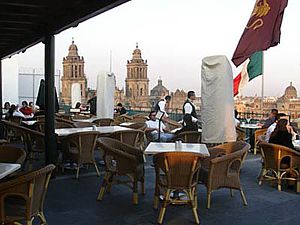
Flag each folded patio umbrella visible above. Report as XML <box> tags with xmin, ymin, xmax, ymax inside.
<box><xmin>36</xmin><ymin>79</ymin><xmax>59</xmax><ymax>112</ymax></box>
<box><xmin>201</xmin><ymin>55</ymin><xmax>236</xmax><ymax>143</ymax></box>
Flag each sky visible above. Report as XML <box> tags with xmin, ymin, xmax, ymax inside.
<box><xmin>3</xmin><ymin>0</ymin><xmax>300</xmax><ymax>97</ymax></box>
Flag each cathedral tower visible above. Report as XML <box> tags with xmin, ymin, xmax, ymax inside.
<box><xmin>61</xmin><ymin>39</ymin><xmax>87</xmax><ymax>104</ymax></box>
<box><xmin>125</xmin><ymin>43</ymin><xmax>149</xmax><ymax>108</ymax></box>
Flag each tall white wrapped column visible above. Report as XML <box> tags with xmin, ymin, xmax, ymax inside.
<box><xmin>97</xmin><ymin>72</ymin><xmax>115</xmax><ymax>119</ymax></box>
<box><xmin>201</xmin><ymin>55</ymin><xmax>236</xmax><ymax>143</ymax></box>
<box><xmin>71</xmin><ymin>83</ymin><xmax>81</xmax><ymax>108</ymax></box>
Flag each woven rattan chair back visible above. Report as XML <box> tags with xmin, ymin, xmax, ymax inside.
<box><xmin>93</xmin><ymin>118</ymin><xmax>114</xmax><ymax>126</ymax></box>
<box><xmin>62</xmin><ymin>131</ymin><xmax>99</xmax><ymax>178</ymax></box>
<box><xmin>124</xmin><ymin>122</ymin><xmax>147</xmax><ymax>131</ymax></box>
<box><xmin>155</xmin><ymin>152</ymin><xmax>201</xmax><ymax>189</ymax></box>
<box><xmin>178</xmin><ymin>131</ymin><xmax>201</xmax><ymax>143</ymax></box>
<box><xmin>110</xmin><ymin>130</ymin><xmax>145</xmax><ymax>148</ymax></box>
<box><xmin>258</xmin><ymin>142</ymin><xmax>300</xmax><ymax>192</ymax></box>
<box><xmin>200</xmin><ymin>147</ymin><xmax>248</xmax><ymax>209</ymax></box>
<box><xmin>0</xmin><ymin>146</ymin><xmax>26</xmax><ymax>164</ymax></box>
<box><xmin>73</xmin><ymin>121</ymin><xmax>93</xmax><ymax>128</ymax></box>
<box><xmin>0</xmin><ymin>164</ymin><xmax>55</xmax><ymax>225</ymax></box>
<box><xmin>154</xmin><ymin>152</ymin><xmax>201</xmax><ymax>224</ymax></box>
<box><xmin>254</xmin><ymin>128</ymin><xmax>268</xmax><ymax>154</ymax></box>
<box><xmin>259</xmin><ymin>142</ymin><xmax>298</xmax><ymax>170</ymax></box>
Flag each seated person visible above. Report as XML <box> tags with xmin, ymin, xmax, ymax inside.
<box><xmin>19</xmin><ymin>101</ymin><xmax>33</xmax><ymax>116</ymax></box>
<box><xmin>261</xmin><ymin>108</ymin><xmax>278</xmax><ymax>129</ymax></box>
<box><xmin>6</xmin><ymin>104</ymin><xmax>25</xmax><ymax>119</ymax></box>
<box><xmin>266</xmin><ymin>113</ymin><xmax>286</xmax><ymax>142</ymax></box>
<box><xmin>175</xmin><ymin>114</ymin><xmax>198</xmax><ymax>136</ymax></box>
<box><xmin>269</xmin><ymin>119</ymin><xmax>295</xmax><ymax>150</ymax></box>
<box><xmin>146</xmin><ymin>111</ymin><xmax>174</xmax><ymax>142</ymax></box>
<box><xmin>115</xmin><ymin>103</ymin><xmax>127</xmax><ymax>115</ymax></box>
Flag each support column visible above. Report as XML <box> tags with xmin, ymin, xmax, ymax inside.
<box><xmin>0</xmin><ymin>60</ymin><xmax>3</xmax><ymax>138</ymax></box>
<box><xmin>44</xmin><ymin>34</ymin><xmax>57</xmax><ymax>165</ymax></box>
<box><xmin>0</xmin><ymin>60</ymin><xmax>2</xmax><ymax>119</ymax></box>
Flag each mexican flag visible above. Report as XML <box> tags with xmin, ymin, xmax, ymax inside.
<box><xmin>233</xmin><ymin>51</ymin><xmax>263</xmax><ymax>96</ymax></box>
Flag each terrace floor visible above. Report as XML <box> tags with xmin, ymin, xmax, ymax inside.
<box><xmin>42</xmin><ymin>154</ymin><xmax>300</xmax><ymax>225</ymax></box>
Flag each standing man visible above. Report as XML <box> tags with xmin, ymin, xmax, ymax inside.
<box><xmin>155</xmin><ymin>95</ymin><xmax>171</xmax><ymax>117</ymax></box>
<box><xmin>183</xmin><ymin>91</ymin><xmax>198</xmax><ymax>125</ymax></box>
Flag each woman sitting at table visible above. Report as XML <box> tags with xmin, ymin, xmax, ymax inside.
<box><xmin>269</xmin><ymin>119</ymin><xmax>295</xmax><ymax>150</ymax></box>
<box><xmin>20</xmin><ymin>101</ymin><xmax>33</xmax><ymax>116</ymax></box>
<box><xmin>5</xmin><ymin>104</ymin><xmax>25</xmax><ymax>119</ymax></box>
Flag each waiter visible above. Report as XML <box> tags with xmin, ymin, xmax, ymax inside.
<box><xmin>183</xmin><ymin>91</ymin><xmax>198</xmax><ymax>125</ymax></box>
<box><xmin>155</xmin><ymin>95</ymin><xmax>171</xmax><ymax>117</ymax></box>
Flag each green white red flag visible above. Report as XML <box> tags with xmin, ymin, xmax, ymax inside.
<box><xmin>233</xmin><ymin>51</ymin><xmax>263</xmax><ymax>96</ymax></box>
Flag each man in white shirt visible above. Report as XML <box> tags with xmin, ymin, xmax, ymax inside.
<box><xmin>146</xmin><ymin>111</ymin><xmax>174</xmax><ymax>142</ymax></box>
<box><xmin>183</xmin><ymin>91</ymin><xmax>198</xmax><ymax>124</ymax></box>
<box><xmin>155</xmin><ymin>96</ymin><xmax>171</xmax><ymax>117</ymax></box>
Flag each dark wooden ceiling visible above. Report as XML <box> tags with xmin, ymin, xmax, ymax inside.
<box><xmin>0</xmin><ymin>0</ymin><xmax>130</xmax><ymax>59</ymax></box>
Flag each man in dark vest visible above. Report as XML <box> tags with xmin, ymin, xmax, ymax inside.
<box><xmin>154</xmin><ymin>95</ymin><xmax>171</xmax><ymax>117</ymax></box>
<box><xmin>183</xmin><ymin>91</ymin><xmax>198</xmax><ymax>125</ymax></box>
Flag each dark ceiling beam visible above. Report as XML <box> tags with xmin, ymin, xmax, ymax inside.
<box><xmin>0</xmin><ymin>2</ymin><xmax>46</xmax><ymax>8</ymax></box>
<box><xmin>0</xmin><ymin>20</ymin><xmax>36</xmax><ymax>25</ymax></box>
<box><xmin>0</xmin><ymin>0</ymin><xmax>130</xmax><ymax>59</ymax></box>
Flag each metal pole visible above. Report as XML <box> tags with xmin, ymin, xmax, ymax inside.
<box><xmin>44</xmin><ymin>34</ymin><xmax>57</xmax><ymax>165</ymax></box>
<box><xmin>260</xmin><ymin>52</ymin><xmax>264</xmax><ymax>118</ymax></box>
<box><xmin>32</xmin><ymin>69</ymin><xmax>35</xmax><ymax>103</ymax></box>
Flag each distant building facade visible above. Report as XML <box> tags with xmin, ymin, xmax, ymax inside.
<box><xmin>61</xmin><ymin>40</ymin><xmax>87</xmax><ymax>105</ymax></box>
<box><xmin>235</xmin><ymin>82</ymin><xmax>300</xmax><ymax>119</ymax></box>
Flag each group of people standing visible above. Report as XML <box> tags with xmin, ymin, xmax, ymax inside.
<box><xmin>145</xmin><ymin>91</ymin><xmax>198</xmax><ymax>142</ymax></box>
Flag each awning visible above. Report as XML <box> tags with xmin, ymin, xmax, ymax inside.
<box><xmin>0</xmin><ymin>0</ymin><xmax>130</xmax><ymax>59</ymax></box>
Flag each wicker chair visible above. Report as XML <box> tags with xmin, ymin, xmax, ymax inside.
<box><xmin>236</xmin><ymin>126</ymin><xmax>247</xmax><ymax>141</ymax></box>
<box><xmin>96</xmin><ymin>137</ymin><xmax>145</xmax><ymax>205</ymax></box>
<box><xmin>165</xmin><ymin>119</ymin><xmax>182</xmax><ymax>131</ymax></box>
<box><xmin>5</xmin><ymin>123</ymin><xmax>46</xmax><ymax>170</ymax></box>
<box><xmin>73</xmin><ymin>121</ymin><xmax>94</xmax><ymax>128</ymax></box>
<box><xmin>153</xmin><ymin>152</ymin><xmax>201</xmax><ymax>225</ymax></box>
<box><xmin>254</xmin><ymin>128</ymin><xmax>267</xmax><ymax>154</ymax></box>
<box><xmin>0</xmin><ymin>139</ymin><xmax>8</xmax><ymax>145</ymax></box>
<box><xmin>93</xmin><ymin>118</ymin><xmax>114</xmax><ymax>126</ymax></box>
<box><xmin>0</xmin><ymin>164</ymin><xmax>55</xmax><ymax>225</ymax></box>
<box><xmin>199</xmin><ymin>146</ymin><xmax>249</xmax><ymax>209</ymax></box>
<box><xmin>0</xmin><ymin>146</ymin><xmax>26</xmax><ymax>165</ymax></box>
<box><xmin>178</xmin><ymin>131</ymin><xmax>201</xmax><ymax>143</ymax></box>
<box><xmin>110</xmin><ymin>130</ymin><xmax>145</xmax><ymax>150</ymax></box>
<box><xmin>258</xmin><ymin>142</ymin><xmax>300</xmax><ymax>192</ymax></box>
<box><xmin>113</xmin><ymin>114</ymin><xmax>133</xmax><ymax>125</ymax></box>
<box><xmin>121</xmin><ymin>122</ymin><xmax>147</xmax><ymax>131</ymax></box>
<box><xmin>61</xmin><ymin>131</ymin><xmax>100</xmax><ymax>179</ymax></box>
<box><xmin>2</xmin><ymin>119</ymin><xmax>23</xmax><ymax>143</ymax></box>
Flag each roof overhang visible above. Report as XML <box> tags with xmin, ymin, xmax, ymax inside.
<box><xmin>0</xmin><ymin>0</ymin><xmax>130</xmax><ymax>59</ymax></box>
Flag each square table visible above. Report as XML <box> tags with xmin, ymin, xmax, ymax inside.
<box><xmin>55</xmin><ymin>126</ymin><xmax>134</xmax><ymax>137</ymax></box>
<box><xmin>145</xmin><ymin>142</ymin><xmax>210</xmax><ymax>157</ymax></box>
<box><xmin>0</xmin><ymin>163</ymin><xmax>21</xmax><ymax>179</ymax></box>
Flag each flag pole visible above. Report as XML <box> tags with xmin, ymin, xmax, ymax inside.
<box><xmin>261</xmin><ymin>52</ymin><xmax>264</xmax><ymax>119</ymax></box>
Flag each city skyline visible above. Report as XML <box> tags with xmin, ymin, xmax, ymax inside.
<box><xmin>2</xmin><ymin>0</ymin><xmax>300</xmax><ymax>97</ymax></box>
